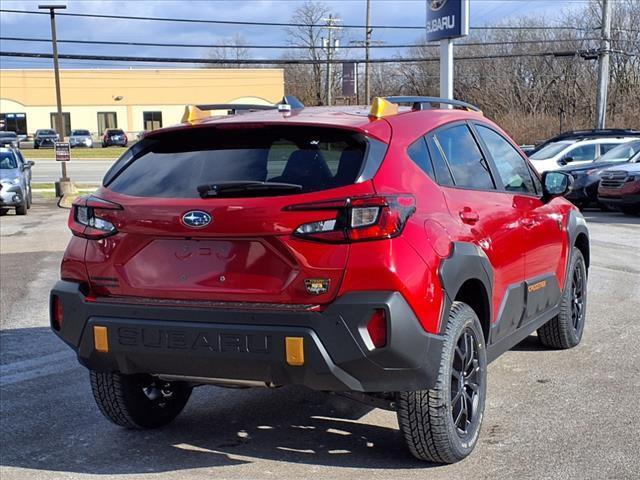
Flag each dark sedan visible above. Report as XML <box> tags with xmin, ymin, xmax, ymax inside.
<box><xmin>562</xmin><ymin>140</ymin><xmax>640</xmax><ymax>209</ymax></box>
<box><xmin>101</xmin><ymin>129</ymin><xmax>128</xmax><ymax>148</ymax></box>
<box><xmin>33</xmin><ymin>129</ymin><xmax>60</xmax><ymax>149</ymax></box>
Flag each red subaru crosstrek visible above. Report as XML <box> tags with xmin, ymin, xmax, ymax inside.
<box><xmin>50</xmin><ymin>96</ymin><xmax>589</xmax><ymax>463</ymax></box>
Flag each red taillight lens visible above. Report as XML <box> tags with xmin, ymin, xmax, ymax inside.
<box><xmin>69</xmin><ymin>195</ymin><xmax>122</xmax><ymax>240</ymax></box>
<box><xmin>366</xmin><ymin>309</ymin><xmax>387</xmax><ymax>348</ymax></box>
<box><xmin>289</xmin><ymin>195</ymin><xmax>415</xmax><ymax>243</ymax></box>
<box><xmin>52</xmin><ymin>295</ymin><xmax>63</xmax><ymax>331</ymax></box>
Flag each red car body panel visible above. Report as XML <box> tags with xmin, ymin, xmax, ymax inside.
<box><xmin>60</xmin><ymin>106</ymin><xmax>577</xmax><ymax>335</ymax></box>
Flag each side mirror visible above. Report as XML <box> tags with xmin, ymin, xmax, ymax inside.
<box><xmin>541</xmin><ymin>171</ymin><xmax>573</xmax><ymax>202</ymax></box>
<box><xmin>564</xmin><ymin>156</ymin><xmax>574</xmax><ymax>163</ymax></box>
<box><xmin>27</xmin><ymin>161</ymin><xmax>35</xmax><ymax>167</ymax></box>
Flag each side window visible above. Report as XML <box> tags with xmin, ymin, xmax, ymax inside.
<box><xmin>435</xmin><ymin>124</ymin><xmax>495</xmax><ymax>190</ymax></box>
<box><xmin>476</xmin><ymin>125</ymin><xmax>535</xmax><ymax>194</ymax></box>
<box><xmin>407</xmin><ymin>136</ymin><xmax>435</xmax><ymax>180</ymax></box>
<box><xmin>600</xmin><ymin>143</ymin><xmax>620</xmax><ymax>155</ymax></box>
<box><xmin>567</xmin><ymin>144</ymin><xmax>596</xmax><ymax>161</ymax></box>
<box><xmin>426</xmin><ymin>136</ymin><xmax>454</xmax><ymax>186</ymax></box>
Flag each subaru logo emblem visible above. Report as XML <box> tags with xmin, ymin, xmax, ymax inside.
<box><xmin>181</xmin><ymin>210</ymin><xmax>211</xmax><ymax>228</ymax></box>
<box><xmin>430</xmin><ymin>0</ymin><xmax>448</xmax><ymax>11</ymax></box>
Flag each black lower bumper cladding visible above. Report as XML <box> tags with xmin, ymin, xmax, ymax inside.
<box><xmin>50</xmin><ymin>281</ymin><xmax>444</xmax><ymax>393</ymax></box>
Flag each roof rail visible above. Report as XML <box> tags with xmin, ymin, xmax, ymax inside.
<box><xmin>182</xmin><ymin>96</ymin><xmax>305</xmax><ymax>123</ymax></box>
<box><xmin>384</xmin><ymin>96</ymin><xmax>482</xmax><ymax>113</ymax></box>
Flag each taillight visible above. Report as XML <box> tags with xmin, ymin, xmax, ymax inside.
<box><xmin>69</xmin><ymin>195</ymin><xmax>122</xmax><ymax>239</ymax></box>
<box><xmin>124</xmin><ymin>134</ymin><xmax>128</xmax><ymax>143</ymax></box>
<box><xmin>287</xmin><ymin>195</ymin><xmax>416</xmax><ymax>243</ymax></box>
<box><xmin>51</xmin><ymin>295</ymin><xmax>63</xmax><ymax>331</ymax></box>
<box><xmin>366</xmin><ymin>309</ymin><xmax>387</xmax><ymax>348</ymax></box>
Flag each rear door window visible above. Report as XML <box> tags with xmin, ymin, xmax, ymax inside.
<box><xmin>105</xmin><ymin>126</ymin><xmax>370</xmax><ymax>198</ymax></box>
<box><xmin>434</xmin><ymin>124</ymin><xmax>495</xmax><ymax>190</ymax></box>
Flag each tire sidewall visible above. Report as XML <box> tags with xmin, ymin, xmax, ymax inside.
<box><xmin>564</xmin><ymin>249</ymin><xmax>588</xmax><ymax>345</ymax></box>
<box><xmin>440</xmin><ymin>304</ymin><xmax>488</xmax><ymax>457</ymax></box>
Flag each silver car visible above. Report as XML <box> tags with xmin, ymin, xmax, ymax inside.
<box><xmin>1</xmin><ymin>146</ymin><xmax>34</xmax><ymax>215</ymax></box>
<box><xmin>69</xmin><ymin>129</ymin><xmax>94</xmax><ymax>148</ymax></box>
<box><xmin>0</xmin><ymin>131</ymin><xmax>20</xmax><ymax>148</ymax></box>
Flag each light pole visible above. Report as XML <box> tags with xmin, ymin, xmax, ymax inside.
<box><xmin>39</xmin><ymin>4</ymin><xmax>69</xmax><ymax>187</ymax></box>
<box><xmin>595</xmin><ymin>0</ymin><xmax>612</xmax><ymax>129</ymax></box>
<box><xmin>323</xmin><ymin>15</ymin><xmax>340</xmax><ymax>106</ymax></box>
<box><xmin>364</xmin><ymin>0</ymin><xmax>372</xmax><ymax>105</ymax></box>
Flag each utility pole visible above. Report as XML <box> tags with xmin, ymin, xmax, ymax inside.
<box><xmin>364</xmin><ymin>0</ymin><xmax>372</xmax><ymax>105</ymax></box>
<box><xmin>39</xmin><ymin>4</ymin><xmax>69</xmax><ymax>185</ymax></box>
<box><xmin>595</xmin><ymin>0</ymin><xmax>612</xmax><ymax>129</ymax></box>
<box><xmin>323</xmin><ymin>15</ymin><xmax>340</xmax><ymax>106</ymax></box>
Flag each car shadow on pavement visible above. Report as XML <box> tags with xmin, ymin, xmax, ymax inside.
<box><xmin>1</xmin><ymin>327</ymin><xmax>432</xmax><ymax>475</ymax></box>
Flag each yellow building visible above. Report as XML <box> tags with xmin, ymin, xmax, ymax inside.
<box><xmin>0</xmin><ymin>68</ymin><xmax>284</xmax><ymax>136</ymax></box>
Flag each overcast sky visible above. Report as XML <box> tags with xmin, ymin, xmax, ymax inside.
<box><xmin>0</xmin><ymin>0</ymin><xmax>591</xmax><ymax>69</ymax></box>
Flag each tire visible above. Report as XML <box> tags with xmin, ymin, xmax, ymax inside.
<box><xmin>15</xmin><ymin>198</ymin><xmax>27</xmax><ymax>215</ymax></box>
<box><xmin>0</xmin><ymin>208</ymin><xmax>9</xmax><ymax>216</ymax></box>
<box><xmin>34</xmin><ymin>143</ymin><xmax>39</xmax><ymax>149</ymax></box>
<box><xmin>537</xmin><ymin>248</ymin><xmax>587</xmax><ymax>349</ymax></box>
<box><xmin>621</xmin><ymin>206</ymin><xmax>639</xmax><ymax>216</ymax></box>
<box><xmin>397</xmin><ymin>302</ymin><xmax>487</xmax><ymax>464</ymax></box>
<box><xmin>89</xmin><ymin>371</ymin><xmax>192</xmax><ymax>429</ymax></box>
<box><xmin>26</xmin><ymin>187</ymin><xmax>32</xmax><ymax>209</ymax></box>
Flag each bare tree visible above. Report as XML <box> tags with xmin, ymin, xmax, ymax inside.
<box><xmin>207</xmin><ymin>33</ymin><xmax>251</xmax><ymax>67</ymax></box>
<box><xmin>284</xmin><ymin>1</ymin><xmax>343</xmax><ymax>105</ymax></box>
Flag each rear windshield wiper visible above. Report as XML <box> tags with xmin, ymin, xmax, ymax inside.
<box><xmin>197</xmin><ymin>181</ymin><xmax>303</xmax><ymax>198</ymax></box>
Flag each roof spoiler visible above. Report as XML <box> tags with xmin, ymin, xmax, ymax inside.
<box><xmin>182</xmin><ymin>96</ymin><xmax>304</xmax><ymax>123</ymax></box>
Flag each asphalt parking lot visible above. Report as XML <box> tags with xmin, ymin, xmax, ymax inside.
<box><xmin>1</xmin><ymin>199</ymin><xmax>639</xmax><ymax>480</ymax></box>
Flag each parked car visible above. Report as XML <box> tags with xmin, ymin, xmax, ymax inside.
<box><xmin>0</xmin><ymin>131</ymin><xmax>20</xmax><ymax>148</ymax></box>
<box><xmin>50</xmin><ymin>96</ymin><xmax>590</xmax><ymax>464</ymax></box>
<box><xmin>101</xmin><ymin>128</ymin><xmax>128</xmax><ymax>147</ymax></box>
<box><xmin>33</xmin><ymin>129</ymin><xmax>60</xmax><ymax>149</ymax></box>
<box><xmin>598</xmin><ymin>162</ymin><xmax>640</xmax><ymax>215</ymax></box>
<box><xmin>0</xmin><ymin>146</ymin><xmax>34</xmax><ymax>215</ymax></box>
<box><xmin>529</xmin><ymin>136</ymin><xmax>638</xmax><ymax>173</ymax></box>
<box><xmin>69</xmin><ymin>129</ymin><xmax>94</xmax><ymax>148</ymax></box>
<box><xmin>528</xmin><ymin>128</ymin><xmax>640</xmax><ymax>156</ymax></box>
<box><xmin>561</xmin><ymin>140</ymin><xmax>640</xmax><ymax>209</ymax></box>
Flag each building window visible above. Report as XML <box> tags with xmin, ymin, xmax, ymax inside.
<box><xmin>50</xmin><ymin>112</ymin><xmax>71</xmax><ymax>136</ymax></box>
<box><xmin>143</xmin><ymin>111</ymin><xmax>162</xmax><ymax>131</ymax></box>
<box><xmin>97</xmin><ymin>112</ymin><xmax>118</xmax><ymax>133</ymax></box>
<box><xmin>0</xmin><ymin>113</ymin><xmax>28</xmax><ymax>135</ymax></box>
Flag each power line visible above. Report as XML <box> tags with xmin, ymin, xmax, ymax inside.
<box><xmin>0</xmin><ymin>36</ymin><xmax>602</xmax><ymax>51</ymax></box>
<box><xmin>0</xmin><ymin>49</ymin><xmax>601</xmax><ymax>65</ymax></box>
<box><xmin>0</xmin><ymin>8</ymin><xmax>597</xmax><ymax>31</ymax></box>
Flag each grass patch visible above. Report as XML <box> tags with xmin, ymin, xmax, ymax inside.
<box><xmin>32</xmin><ymin>182</ymin><xmax>99</xmax><ymax>190</ymax></box>
<box><xmin>23</xmin><ymin>147</ymin><xmax>126</xmax><ymax>160</ymax></box>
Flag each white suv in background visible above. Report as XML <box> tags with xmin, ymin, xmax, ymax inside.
<box><xmin>529</xmin><ymin>137</ymin><xmax>638</xmax><ymax>173</ymax></box>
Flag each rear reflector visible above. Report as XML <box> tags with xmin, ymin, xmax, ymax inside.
<box><xmin>367</xmin><ymin>309</ymin><xmax>387</xmax><ymax>348</ymax></box>
<box><xmin>51</xmin><ymin>295</ymin><xmax>63</xmax><ymax>331</ymax></box>
<box><xmin>285</xmin><ymin>337</ymin><xmax>305</xmax><ymax>366</ymax></box>
<box><xmin>93</xmin><ymin>326</ymin><xmax>109</xmax><ymax>353</ymax></box>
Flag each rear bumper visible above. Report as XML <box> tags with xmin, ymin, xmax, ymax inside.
<box><xmin>50</xmin><ymin>280</ymin><xmax>444</xmax><ymax>392</ymax></box>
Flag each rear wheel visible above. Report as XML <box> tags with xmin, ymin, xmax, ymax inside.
<box><xmin>90</xmin><ymin>371</ymin><xmax>192</xmax><ymax>429</ymax></box>
<box><xmin>538</xmin><ymin>248</ymin><xmax>587</xmax><ymax>349</ymax></box>
<box><xmin>397</xmin><ymin>302</ymin><xmax>487</xmax><ymax>464</ymax></box>
<box><xmin>621</xmin><ymin>205</ymin><xmax>639</xmax><ymax>216</ymax></box>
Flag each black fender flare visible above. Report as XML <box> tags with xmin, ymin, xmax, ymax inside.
<box><xmin>437</xmin><ymin>242</ymin><xmax>494</xmax><ymax>335</ymax></box>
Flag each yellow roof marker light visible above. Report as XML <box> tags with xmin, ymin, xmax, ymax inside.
<box><xmin>369</xmin><ymin>97</ymin><xmax>399</xmax><ymax>119</ymax></box>
<box><xmin>181</xmin><ymin>105</ymin><xmax>212</xmax><ymax>124</ymax></box>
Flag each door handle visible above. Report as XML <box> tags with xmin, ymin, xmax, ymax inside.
<box><xmin>459</xmin><ymin>207</ymin><xmax>480</xmax><ymax>225</ymax></box>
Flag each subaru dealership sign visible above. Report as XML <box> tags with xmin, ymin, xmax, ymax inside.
<box><xmin>426</xmin><ymin>0</ymin><xmax>470</xmax><ymax>42</ymax></box>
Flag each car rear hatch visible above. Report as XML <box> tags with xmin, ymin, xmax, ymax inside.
<box><xmin>77</xmin><ymin>122</ymin><xmax>390</xmax><ymax>306</ymax></box>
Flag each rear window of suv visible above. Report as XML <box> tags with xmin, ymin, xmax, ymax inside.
<box><xmin>105</xmin><ymin>126</ymin><xmax>372</xmax><ymax>198</ymax></box>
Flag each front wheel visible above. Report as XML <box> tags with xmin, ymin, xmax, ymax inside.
<box><xmin>90</xmin><ymin>371</ymin><xmax>192</xmax><ymax>429</ymax></box>
<box><xmin>537</xmin><ymin>248</ymin><xmax>587</xmax><ymax>349</ymax></box>
<box><xmin>397</xmin><ymin>301</ymin><xmax>487</xmax><ymax>464</ymax></box>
